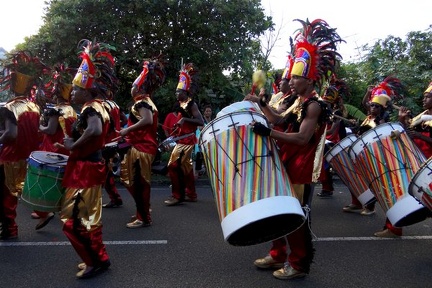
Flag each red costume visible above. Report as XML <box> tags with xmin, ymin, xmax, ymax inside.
<box><xmin>120</xmin><ymin>57</ymin><xmax>166</xmax><ymax>228</ymax></box>
<box><xmin>101</xmin><ymin>99</ymin><xmax>123</xmax><ymax>207</ymax></box>
<box><xmin>0</xmin><ymin>97</ymin><xmax>41</xmax><ymax>239</ymax></box>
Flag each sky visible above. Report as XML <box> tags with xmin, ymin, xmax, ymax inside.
<box><xmin>1</xmin><ymin>0</ymin><xmax>431</xmax><ymax>68</ymax></box>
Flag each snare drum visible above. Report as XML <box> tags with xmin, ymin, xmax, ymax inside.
<box><xmin>349</xmin><ymin>122</ymin><xmax>429</xmax><ymax>227</ymax></box>
<box><xmin>409</xmin><ymin>157</ymin><xmax>432</xmax><ymax>211</ymax></box>
<box><xmin>22</xmin><ymin>151</ymin><xmax>68</xmax><ymax>212</ymax></box>
<box><xmin>199</xmin><ymin>107</ymin><xmax>304</xmax><ymax>246</ymax></box>
<box><xmin>158</xmin><ymin>136</ymin><xmax>176</xmax><ymax>153</ymax></box>
<box><xmin>325</xmin><ymin>134</ymin><xmax>375</xmax><ymax>205</ymax></box>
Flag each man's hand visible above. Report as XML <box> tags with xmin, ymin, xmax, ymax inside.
<box><xmin>251</xmin><ymin>121</ymin><xmax>271</xmax><ymax>137</ymax></box>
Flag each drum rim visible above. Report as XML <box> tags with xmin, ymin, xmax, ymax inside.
<box><xmin>199</xmin><ymin>110</ymin><xmax>268</xmax><ymax>144</ymax></box>
<box><xmin>348</xmin><ymin>122</ymin><xmax>404</xmax><ymax>158</ymax></box>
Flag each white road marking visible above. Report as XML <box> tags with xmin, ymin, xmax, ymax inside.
<box><xmin>0</xmin><ymin>240</ymin><xmax>168</xmax><ymax>247</ymax></box>
<box><xmin>2</xmin><ymin>236</ymin><xmax>432</xmax><ymax>247</ymax></box>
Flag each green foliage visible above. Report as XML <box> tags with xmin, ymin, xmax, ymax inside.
<box><xmin>17</xmin><ymin>0</ymin><xmax>271</xmax><ymax>115</ymax></box>
<box><xmin>340</xmin><ymin>26</ymin><xmax>432</xmax><ymax>116</ymax></box>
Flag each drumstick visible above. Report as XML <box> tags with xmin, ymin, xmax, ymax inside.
<box><xmin>332</xmin><ymin>113</ymin><xmax>356</xmax><ymax>123</ymax></box>
<box><xmin>111</xmin><ymin>135</ymin><xmax>123</xmax><ymax>142</ymax></box>
<box><xmin>54</xmin><ymin>142</ymin><xmax>65</xmax><ymax>149</ymax></box>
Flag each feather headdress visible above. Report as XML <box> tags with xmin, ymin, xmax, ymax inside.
<box><xmin>0</xmin><ymin>50</ymin><xmax>51</xmax><ymax>97</ymax></box>
<box><xmin>424</xmin><ymin>81</ymin><xmax>432</xmax><ymax>94</ymax></box>
<box><xmin>369</xmin><ymin>76</ymin><xmax>404</xmax><ymax>102</ymax></box>
<box><xmin>132</xmin><ymin>54</ymin><xmax>166</xmax><ymax>97</ymax></box>
<box><xmin>291</xmin><ymin>19</ymin><xmax>344</xmax><ymax>90</ymax></box>
<box><xmin>177</xmin><ymin>63</ymin><xmax>199</xmax><ymax>95</ymax></box>
<box><xmin>322</xmin><ymin>76</ymin><xmax>350</xmax><ymax>104</ymax></box>
<box><xmin>72</xmin><ymin>38</ymin><xmax>118</xmax><ymax>98</ymax></box>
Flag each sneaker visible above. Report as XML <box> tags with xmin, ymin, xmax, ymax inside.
<box><xmin>78</xmin><ymin>260</ymin><xmax>110</xmax><ymax>271</ymax></box>
<box><xmin>164</xmin><ymin>197</ymin><xmax>183</xmax><ymax>206</ymax></box>
<box><xmin>374</xmin><ymin>229</ymin><xmax>401</xmax><ymax>238</ymax></box>
<box><xmin>185</xmin><ymin>196</ymin><xmax>197</xmax><ymax>202</ymax></box>
<box><xmin>273</xmin><ymin>264</ymin><xmax>306</xmax><ymax>280</ymax></box>
<box><xmin>103</xmin><ymin>200</ymin><xmax>123</xmax><ymax>208</ymax></box>
<box><xmin>126</xmin><ymin>219</ymin><xmax>151</xmax><ymax>229</ymax></box>
<box><xmin>0</xmin><ymin>233</ymin><xmax>18</xmax><ymax>241</ymax></box>
<box><xmin>342</xmin><ymin>204</ymin><xmax>362</xmax><ymax>213</ymax></box>
<box><xmin>253</xmin><ymin>255</ymin><xmax>284</xmax><ymax>269</ymax></box>
<box><xmin>35</xmin><ymin>212</ymin><xmax>55</xmax><ymax>230</ymax></box>
<box><xmin>317</xmin><ymin>190</ymin><xmax>333</xmax><ymax>197</ymax></box>
<box><xmin>360</xmin><ymin>208</ymin><xmax>375</xmax><ymax>216</ymax></box>
<box><xmin>31</xmin><ymin>212</ymin><xmax>40</xmax><ymax>219</ymax></box>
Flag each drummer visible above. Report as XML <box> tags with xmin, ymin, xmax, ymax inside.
<box><xmin>250</xmin><ymin>18</ymin><xmax>341</xmax><ymax>280</ymax></box>
<box><xmin>317</xmin><ymin>78</ymin><xmax>349</xmax><ymax>198</ymax></box>
<box><xmin>342</xmin><ymin>95</ymin><xmax>388</xmax><ymax>217</ymax></box>
<box><xmin>34</xmin><ymin>65</ymin><xmax>78</xmax><ymax>230</ymax></box>
<box><xmin>0</xmin><ymin>51</ymin><xmax>47</xmax><ymax>240</ymax></box>
<box><xmin>61</xmin><ymin>39</ymin><xmax>114</xmax><ymax>278</ymax></box>
<box><xmin>164</xmin><ymin>63</ymin><xmax>204</xmax><ymax>206</ymax></box>
<box><xmin>118</xmin><ymin>57</ymin><xmax>166</xmax><ymax>228</ymax></box>
<box><xmin>0</xmin><ymin>94</ymin><xmax>41</xmax><ymax>240</ymax></box>
<box><xmin>100</xmin><ymin>91</ymin><xmax>125</xmax><ymax>209</ymax></box>
<box><xmin>398</xmin><ymin>81</ymin><xmax>432</xmax><ymax>159</ymax></box>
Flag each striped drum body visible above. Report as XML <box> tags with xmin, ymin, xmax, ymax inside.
<box><xmin>349</xmin><ymin>122</ymin><xmax>429</xmax><ymax>227</ymax></box>
<box><xmin>409</xmin><ymin>157</ymin><xmax>432</xmax><ymax>211</ymax></box>
<box><xmin>199</xmin><ymin>102</ymin><xmax>305</xmax><ymax>246</ymax></box>
<box><xmin>325</xmin><ymin>134</ymin><xmax>376</xmax><ymax>205</ymax></box>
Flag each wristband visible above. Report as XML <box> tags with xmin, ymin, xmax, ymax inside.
<box><xmin>259</xmin><ymin>98</ymin><xmax>267</xmax><ymax>107</ymax></box>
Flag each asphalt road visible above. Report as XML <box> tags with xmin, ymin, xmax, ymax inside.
<box><xmin>1</xmin><ymin>176</ymin><xmax>432</xmax><ymax>288</ymax></box>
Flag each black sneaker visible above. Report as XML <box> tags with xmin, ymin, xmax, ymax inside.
<box><xmin>103</xmin><ymin>201</ymin><xmax>123</xmax><ymax>208</ymax></box>
<box><xmin>317</xmin><ymin>190</ymin><xmax>333</xmax><ymax>197</ymax></box>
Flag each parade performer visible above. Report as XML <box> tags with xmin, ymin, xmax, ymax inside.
<box><xmin>317</xmin><ymin>78</ymin><xmax>349</xmax><ymax>197</ymax></box>
<box><xmin>101</xmin><ymin>93</ymin><xmax>124</xmax><ymax>209</ymax></box>
<box><xmin>251</xmin><ymin>18</ymin><xmax>343</xmax><ymax>280</ymax></box>
<box><xmin>0</xmin><ymin>51</ymin><xmax>49</xmax><ymax>240</ymax></box>
<box><xmin>164</xmin><ymin>63</ymin><xmax>204</xmax><ymax>206</ymax></box>
<box><xmin>119</xmin><ymin>56</ymin><xmax>166</xmax><ymax>228</ymax></box>
<box><xmin>399</xmin><ymin>81</ymin><xmax>432</xmax><ymax>159</ymax></box>
<box><xmin>35</xmin><ymin>64</ymin><xmax>77</xmax><ymax>230</ymax></box>
<box><xmin>61</xmin><ymin>39</ymin><xmax>116</xmax><ymax>278</ymax></box>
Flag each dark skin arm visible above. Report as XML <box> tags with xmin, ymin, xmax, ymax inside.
<box><xmin>39</xmin><ymin>115</ymin><xmax>59</xmax><ymax>135</ymax></box>
<box><xmin>175</xmin><ymin>102</ymin><xmax>204</xmax><ymax>127</ymax></box>
<box><xmin>0</xmin><ymin>117</ymin><xmax>17</xmax><ymax>144</ymax></box>
<box><xmin>119</xmin><ymin>106</ymin><xmax>153</xmax><ymax>137</ymax></box>
<box><xmin>63</xmin><ymin>114</ymin><xmax>102</xmax><ymax>151</ymax></box>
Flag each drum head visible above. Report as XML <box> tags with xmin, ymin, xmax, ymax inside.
<box><xmin>30</xmin><ymin>151</ymin><xmax>69</xmax><ymax>165</ymax></box>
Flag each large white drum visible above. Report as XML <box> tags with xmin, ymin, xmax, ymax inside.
<box><xmin>200</xmin><ymin>103</ymin><xmax>305</xmax><ymax>246</ymax></box>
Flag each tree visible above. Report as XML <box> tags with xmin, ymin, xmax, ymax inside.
<box><xmin>17</xmin><ymin>0</ymin><xmax>272</xmax><ymax>115</ymax></box>
<box><xmin>340</xmin><ymin>26</ymin><xmax>432</xmax><ymax>117</ymax></box>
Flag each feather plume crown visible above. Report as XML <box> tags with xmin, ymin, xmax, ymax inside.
<box><xmin>292</xmin><ymin>18</ymin><xmax>345</xmax><ymax>90</ymax></box>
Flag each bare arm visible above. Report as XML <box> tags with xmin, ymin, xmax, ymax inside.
<box><xmin>64</xmin><ymin>114</ymin><xmax>102</xmax><ymax>150</ymax></box>
<box><xmin>119</xmin><ymin>106</ymin><xmax>153</xmax><ymax>137</ymax></box>
<box><xmin>269</xmin><ymin>101</ymin><xmax>321</xmax><ymax>146</ymax></box>
<box><xmin>0</xmin><ymin>118</ymin><xmax>17</xmax><ymax>144</ymax></box>
<box><xmin>39</xmin><ymin>115</ymin><xmax>59</xmax><ymax>135</ymax></box>
<box><xmin>176</xmin><ymin>103</ymin><xmax>204</xmax><ymax>127</ymax></box>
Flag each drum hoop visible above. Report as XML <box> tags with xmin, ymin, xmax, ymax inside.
<box><xmin>29</xmin><ymin>152</ymin><xmax>68</xmax><ymax>166</ymax></box>
<box><xmin>199</xmin><ymin>110</ymin><xmax>267</xmax><ymax>145</ymax></box>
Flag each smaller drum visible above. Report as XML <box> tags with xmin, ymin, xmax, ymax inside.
<box><xmin>22</xmin><ymin>151</ymin><xmax>68</xmax><ymax>212</ymax></box>
<box><xmin>158</xmin><ymin>136</ymin><xmax>176</xmax><ymax>153</ymax></box>
<box><xmin>409</xmin><ymin>157</ymin><xmax>432</xmax><ymax>211</ymax></box>
<box><xmin>325</xmin><ymin>134</ymin><xmax>375</xmax><ymax>205</ymax></box>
